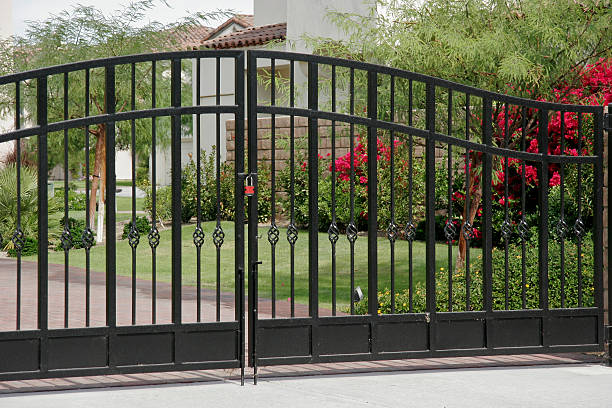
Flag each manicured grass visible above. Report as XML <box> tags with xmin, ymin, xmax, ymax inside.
<box><xmin>115</xmin><ymin>196</ymin><xmax>145</xmax><ymax>212</ymax></box>
<box><xmin>27</xmin><ymin>221</ymin><xmax>466</xmax><ymax>310</ymax></box>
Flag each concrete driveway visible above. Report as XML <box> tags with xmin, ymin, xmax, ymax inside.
<box><xmin>1</xmin><ymin>364</ymin><xmax>611</xmax><ymax>408</ymax></box>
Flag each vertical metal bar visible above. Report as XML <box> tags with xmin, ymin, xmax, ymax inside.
<box><xmin>63</xmin><ymin>72</ymin><xmax>70</xmax><ymax>328</ymax></box>
<box><xmin>367</xmin><ymin>71</ymin><xmax>378</xmax><ymax>321</ymax></box>
<box><xmin>216</xmin><ymin>56</ymin><xmax>222</xmax><ymax>322</ymax></box>
<box><xmin>130</xmin><ymin>62</ymin><xmax>137</xmax><ymax>325</ymax></box>
<box><xmin>447</xmin><ymin>89</ymin><xmax>453</xmax><ymax>312</ymax></box>
<box><xmin>408</xmin><ymin>79</ymin><xmax>414</xmax><ymax>312</ymax></box>
<box><xmin>560</xmin><ymin>111</ymin><xmax>566</xmax><ymax>308</ymax></box>
<box><xmin>105</xmin><ymin>66</ymin><xmax>116</xmax><ymax>320</ymax></box>
<box><xmin>37</xmin><ymin>75</ymin><xmax>49</xmax><ymax>373</ymax></box>
<box><xmin>15</xmin><ymin>81</ymin><xmax>21</xmax><ymax>330</ymax></box>
<box><xmin>482</xmin><ymin>97</ymin><xmax>494</xmax><ymax>342</ymax></box>
<box><xmin>389</xmin><ymin>75</ymin><xmax>396</xmax><ymax>314</ymax></box>
<box><xmin>577</xmin><ymin>113</ymin><xmax>584</xmax><ymax>307</ymax></box>
<box><xmin>289</xmin><ymin>60</ymin><xmax>297</xmax><ymax>318</ymax></box>
<box><xmin>195</xmin><ymin>57</ymin><xmax>202</xmax><ymax>322</ymax></box>
<box><xmin>606</xmin><ymin>103</ymin><xmax>612</xmax><ymax>365</ymax></box>
<box><xmin>308</xmin><ymin>61</ymin><xmax>319</xmax><ymax>324</ymax></box>
<box><xmin>329</xmin><ymin>64</ymin><xmax>337</xmax><ymax>316</ymax></box>
<box><xmin>592</xmin><ymin>107</ymin><xmax>604</xmax><ymax>348</ymax></box>
<box><xmin>170</xmin><ymin>58</ymin><xmax>182</xmax><ymax>327</ymax></box>
<box><xmin>270</xmin><ymin>58</ymin><xmax>277</xmax><ymax>318</ymax></box>
<box><xmin>348</xmin><ymin>67</ymin><xmax>356</xmax><ymax>315</ymax></box>
<box><xmin>246</xmin><ymin>51</ymin><xmax>259</xmax><ymax>369</ymax></box>
<box><xmin>234</xmin><ymin>52</ymin><xmax>246</xmax><ymax>382</ymax></box>
<box><xmin>503</xmin><ymin>103</ymin><xmax>510</xmax><ymax>310</ymax></box>
<box><xmin>105</xmin><ymin>65</ymin><xmax>117</xmax><ymax>368</ymax></box>
<box><xmin>84</xmin><ymin>69</ymin><xmax>91</xmax><ymax>327</ymax></box>
<box><xmin>150</xmin><ymin>60</ymin><xmax>158</xmax><ymax>324</ymax></box>
<box><xmin>425</xmin><ymin>82</ymin><xmax>436</xmax><ymax>350</ymax></box>
<box><xmin>464</xmin><ymin>94</ymin><xmax>472</xmax><ymax>311</ymax></box>
<box><xmin>520</xmin><ymin>106</ymin><xmax>527</xmax><ymax>309</ymax></box>
<box><xmin>538</xmin><ymin>108</ymin><xmax>550</xmax><ymax>347</ymax></box>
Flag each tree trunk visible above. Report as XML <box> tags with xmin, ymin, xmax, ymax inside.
<box><xmin>455</xmin><ymin>156</ymin><xmax>482</xmax><ymax>271</ymax></box>
<box><xmin>88</xmin><ymin>124</ymin><xmax>106</xmax><ymax>229</ymax></box>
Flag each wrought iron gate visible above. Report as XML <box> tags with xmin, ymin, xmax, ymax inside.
<box><xmin>0</xmin><ymin>50</ymin><xmax>609</xmax><ymax>383</ymax></box>
<box><xmin>245</xmin><ymin>50</ymin><xmax>609</xmax><ymax>380</ymax></box>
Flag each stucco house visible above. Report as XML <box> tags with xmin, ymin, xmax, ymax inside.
<box><xmin>152</xmin><ymin>0</ymin><xmax>374</xmax><ymax>186</ymax></box>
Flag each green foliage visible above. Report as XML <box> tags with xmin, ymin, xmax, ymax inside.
<box><xmin>7</xmin><ymin>237</ymin><xmax>37</xmax><ymax>257</ymax></box>
<box><xmin>356</xmin><ymin>228</ymin><xmax>594</xmax><ymax>314</ymax></box>
<box><xmin>53</xmin><ymin>216</ymin><xmax>95</xmax><ymax>251</ymax></box>
<box><xmin>0</xmin><ymin>1</ymin><xmax>231</xmax><ymax>171</ymax></box>
<box><xmin>122</xmin><ymin>216</ymin><xmax>151</xmax><ymax>240</ymax></box>
<box><xmin>0</xmin><ymin>165</ymin><xmax>39</xmax><ymax>251</ymax></box>
<box><xmin>143</xmin><ymin>184</ymin><xmax>173</xmax><ymax>223</ymax></box>
<box><xmin>50</xmin><ymin>189</ymin><xmax>87</xmax><ymax>211</ymax></box>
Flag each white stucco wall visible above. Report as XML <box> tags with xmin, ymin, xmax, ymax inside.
<box><xmin>254</xmin><ymin>0</ymin><xmax>287</xmax><ymax>26</ymax></box>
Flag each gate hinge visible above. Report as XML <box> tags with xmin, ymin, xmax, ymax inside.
<box><xmin>604</xmin><ymin>111</ymin><xmax>612</xmax><ymax>132</ymax></box>
<box><xmin>606</xmin><ymin>325</ymin><xmax>611</xmax><ymax>342</ymax></box>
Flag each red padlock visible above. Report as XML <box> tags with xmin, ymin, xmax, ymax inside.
<box><xmin>244</xmin><ymin>175</ymin><xmax>255</xmax><ymax>197</ymax></box>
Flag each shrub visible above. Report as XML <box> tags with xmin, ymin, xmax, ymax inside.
<box><xmin>7</xmin><ymin>237</ymin><xmax>37</xmax><ymax>257</ymax></box>
<box><xmin>49</xmin><ymin>189</ymin><xmax>87</xmax><ymax>211</ymax></box>
<box><xmin>355</xmin><ymin>228</ymin><xmax>594</xmax><ymax>314</ymax></box>
<box><xmin>53</xmin><ymin>216</ymin><xmax>95</xmax><ymax>251</ymax></box>
<box><xmin>0</xmin><ymin>164</ymin><xmax>39</xmax><ymax>251</ymax></box>
<box><xmin>122</xmin><ymin>216</ymin><xmax>151</xmax><ymax>239</ymax></box>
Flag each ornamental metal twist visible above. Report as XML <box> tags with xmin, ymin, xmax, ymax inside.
<box><xmin>193</xmin><ymin>226</ymin><xmax>205</xmax><ymax>248</ymax></box>
<box><xmin>267</xmin><ymin>224</ymin><xmax>279</xmax><ymax>246</ymax></box>
<box><xmin>404</xmin><ymin>220</ymin><xmax>416</xmax><ymax>242</ymax></box>
<box><xmin>500</xmin><ymin>219</ymin><xmax>512</xmax><ymax>241</ymax></box>
<box><xmin>148</xmin><ymin>227</ymin><xmax>160</xmax><ymax>249</ymax></box>
<box><xmin>517</xmin><ymin>219</ymin><xmax>530</xmax><ymax>240</ymax></box>
<box><xmin>346</xmin><ymin>222</ymin><xmax>358</xmax><ymax>244</ymax></box>
<box><xmin>462</xmin><ymin>221</ymin><xmax>475</xmax><ymax>241</ymax></box>
<box><xmin>328</xmin><ymin>223</ymin><xmax>339</xmax><ymax>245</ymax></box>
<box><xmin>212</xmin><ymin>225</ymin><xmax>225</xmax><ymax>249</ymax></box>
<box><xmin>11</xmin><ymin>228</ymin><xmax>25</xmax><ymax>252</ymax></box>
<box><xmin>81</xmin><ymin>228</ymin><xmax>94</xmax><ymax>250</ymax></box>
<box><xmin>444</xmin><ymin>219</ymin><xmax>456</xmax><ymax>243</ymax></box>
<box><xmin>554</xmin><ymin>218</ymin><xmax>569</xmax><ymax>242</ymax></box>
<box><xmin>128</xmin><ymin>227</ymin><xmax>140</xmax><ymax>249</ymax></box>
<box><xmin>61</xmin><ymin>228</ymin><xmax>73</xmax><ymax>251</ymax></box>
<box><xmin>387</xmin><ymin>222</ymin><xmax>399</xmax><ymax>242</ymax></box>
<box><xmin>287</xmin><ymin>223</ymin><xmax>298</xmax><ymax>246</ymax></box>
<box><xmin>574</xmin><ymin>218</ymin><xmax>586</xmax><ymax>239</ymax></box>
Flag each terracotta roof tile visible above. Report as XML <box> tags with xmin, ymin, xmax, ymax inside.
<box><xmin>201</xmin><ymin>23</ymin><xmax>286</xmax><ymax>49</ymax></box>
<box><xmin>202</xmin><ymin>14</ymin><xmax>254</xmax><ymax>42</ymax></box>
<box><xmin>174</xmin><ymin>25</ymin><xmax>213</xmax><ymax>50</ymax></box>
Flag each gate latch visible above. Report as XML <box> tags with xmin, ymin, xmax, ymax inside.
<box><xmin>243</xmin><ymin>173</ymin><xmax>256</xmax><ymax>197</ymax></box>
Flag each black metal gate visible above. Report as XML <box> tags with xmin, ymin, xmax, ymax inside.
<box><xmin>0</xmin><ymin>50</ymin><xmax>609</xmax><ymax>383</ymax></box>
<box><xmin>245</xmin><ymin>50</ymin><xmax>609</xmax><ymax>380</ymax></box>
<box><xmin>0</xmin><ymin>51</ymin><xmax>246</xmax><ymax>381</ymax></box>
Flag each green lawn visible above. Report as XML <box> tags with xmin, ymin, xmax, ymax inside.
<box><xmin>26</xmin><ymin>221</ymin><xmax>466</xmax><ymax>310</ymax></box>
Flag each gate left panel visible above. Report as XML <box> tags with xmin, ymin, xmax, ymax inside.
<box><xmin>0</xmin><ymin>50</ymin><xmax>246</xmax><ymax>380</ymax></box>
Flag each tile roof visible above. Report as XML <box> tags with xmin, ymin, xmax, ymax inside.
<box><xmin>173</xmin><ymin>25</ymin><xmax>213</xmax><ymax>50</ymax></box>
<box><xmin>202</xmin><ymin>14</ymin><xmax>254</xmax><ymax>42</ymax></box>
<box><xmin>201</xmin><ymin>22</ymin><xmax>287</xmax><ymax>49</ymax></box>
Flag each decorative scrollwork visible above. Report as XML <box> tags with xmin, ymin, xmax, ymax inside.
<box><xmin>128</xmin><ymin>227</ymin><xmax>140</xmax><ymax>249</ymax></box>
<box><xmin>193</xmin><ymin>226</ymin><xmax>205</xmax><ymax>248</ymax></box>
<box><xmin>443</xmin><ymin>219</ymin><xmax>456</xmax><ymax>243</ymax></box>
<box><xmin>81</xmin><ymin>228</ymin><xmax>94</xmax><ymax>250</ymax></box>
<box><xmin>148</xmin><ymin>227</ymin><xmax>160</xmax><ymax>249</ymax></box>
<box><xmin>500</xmin><ymin>219</ymin><xmax>512</xmax><ymax>241</ymax></box>
<box><xmin>404</xmin><ymin>220</ymin><xmax>416</xmax><ymax>242</ymax></box>
<box><xmin>462</xmin><ymin>221</ymin><xmax>475</xmax><ymax>241</ymax></box>
<box><xmin>267</xmin><ymin>224</ymin><xmax>279</xmax><ymax>246</ymax></box>
<box><xmin>574</xmin><ymin>218</ymin><xmax>585</xmax><ymax>239</ymax></box>
<box><xmin>554</xmin><ymin>218</ymin><xmax>568</xmax><ymax>242</ymax></box>
<box><xmin>11</xmin><ymin>229</ymin><xmax>25</xmax><ymax>252</ymax></box>
<box><xmin>60</xmin><ymin>228</ymin><xmax>72</xmax><ymax>251</ymax></box>
<box><xmin>287</xmin><ymin>223</ymin><xmax>298</xmax><ymax>246</ymax></box>
<box><xmin>517</xmin><ymin>219</ymin><xmax>530</xmax><ymax>241</ymax></box>
<box><xmin>387</xmin><ymin>222</ymin><xmax>399</xmax><ymax>243</ymax></box>
<box><xmin>328</xmin><ymin>223</ymin><xmax>339</xmax><ymax>245</ymax></box>
<box><xmin>346</xmin><ymin>222</ymin><xmax>358</xmax><ymax>244</ymax></box>
<box><xmin>213</xmin><ymin>225</ymin><xmax>225</xmax><ymax>249</ymax></box>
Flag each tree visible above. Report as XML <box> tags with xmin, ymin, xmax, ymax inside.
<box><xmin>314</xmin><ymin>0</ymin><xmax>611</xmax><ymax>267</ymax></box>
<box><xmin>0</xmin><ymin>1</ymin><xmax>229</xmax><ymax>229</ymax></box>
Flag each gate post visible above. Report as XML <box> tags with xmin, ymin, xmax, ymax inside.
<box><xmin>425</xmin><ymin>82</ymin><xmax>436</xmax><ymax>351</ymax></box>
<box><xmin>605</xmin><ymin>103</ymin><xmax>611</xmax><ymax>365</ymax></box>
